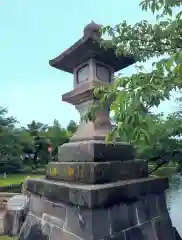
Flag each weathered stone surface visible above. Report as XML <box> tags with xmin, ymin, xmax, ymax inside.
<box><xmin>18</xmin><ymin>214</ymin><xmax>43</xmax><ymax>240</ymax></box>
<box><xmin>42</xmin><ymin>202</ymin><xmax>66</xmax><ymax>228</ymax></box>
<box><xmin>46</xmin><ymin>160</ymin><xmax>148</xmax><ymax>183</ymax></box>
<box><xmin>134</xmin><ymin>194</ymin><xmax>159</xmax><ymax>224</ymax></box>
<box><xmin>109</xmin><ymin>232</ymin><xmax>126</xmax><ymax>240</ymax></box>
<box><xmin>26</xmin><ymin>177</ymin><xmax>168</xmax><ymax>208</ymax></box>
<box><xmin>65</xmin><ymin>205</ymin><xmax>111</xmax><ymax>240</ymax></box>
<box><xmin>18</xmin><ymin>192</ymin><xmax>175</xmax><ymax>240</ymax></box>
<box><xmin>140</xmin><ymin>222</ymin><xmax>158</xmax><ymax>240</ymax></box>
<box><xmin>69</xmin><ymin>113</ymin><xmax>112</xmax><ymax>142</ymax></box>
<box><xmin>29</xmin><ymin>194</ymin><xmax>44</xmax><ymax>218</ymax></box>
<box><xmin>64</xmin><ymin>200</ymin><xmax>161</xmax><ymax>240</ymax></box>
<box><xmin>109</xmin><ymin>194</ymin><xmax>161</xmax><ymax>235</ymax></box>
<box><xmin>58</xmin><ymin>140</ymin><xmax>135</xmax><ymax>162</ymax></box>
<box><xmin>18</xmin><ymin>213</ymin><xmax>81</xmax><ymax>240</ymax></box>
<box><xmin>125</xmin><ymin>226</ymin><xmax>144</xmax><ymax>240</ymax></box>
<box><xmin>109</xmin><ymin>204</ymin><xmax>130</xmax><ymax>233</ymax></box>
<box><xmin>157</xmin><ymin>193</ymin><xmax>170</xmax><ymax>217</ymax></box>
<box><xmin>125</xmin><ymin>222</ymin><xmax>157</xmax><ymax>240</ymax></box>
<box><xmin>152</xmin><ymin>217</ymin><xmax>176</xmax><ymax>240</ymax></box>
<box><xmin>51</xmin><ymin>226</ymin><xmax>82</xmax><ymax>240</ymax></box>
<box><xmin>29</xmin><ymin>195</ymin><xmax>68</xmax><ymax>228</ymax></box>
<box><xmin>41</xmin><ymin>221</ymin><xmax>51</xmax><ymax>237</ymax></box>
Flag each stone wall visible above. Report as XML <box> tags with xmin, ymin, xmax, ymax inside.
<box><xmin>18</xmin><ymin>193</ymin><xmax>175</xmax><ymax>240</ymax></box>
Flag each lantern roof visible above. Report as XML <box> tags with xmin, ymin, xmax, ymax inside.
<box><xmin>49</xmin><ymin>21</ymin><xmax>135</xmax><ymax>74</ymax></box>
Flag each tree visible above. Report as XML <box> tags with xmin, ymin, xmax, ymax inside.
<box><xmin>0</xmin><ymin>107</ymin><xmax>23</xmax><ymax>172</ymax></box>
<box><xmin>27</xmin><ymin>120</ymin><xmax>48</xmax><ymax>136</ymax></box>
<box><xmin>67</xmin><ymin>120</ymin><xmax>78</xmax><ymax>134</ymax></box>
<box><xmin>46</xmin><ymin>119</ymin><xmax>70</xmax><ymax>161</ymax></box>
<box><xmin>86</xmin><ymin>0</ymin><xmax>182</xmax><ymax>165</ymax></box>
<box><xmin>0</xmin><ymin>106</ymin><xmax>78</xmax><ymax>172</ymax></box>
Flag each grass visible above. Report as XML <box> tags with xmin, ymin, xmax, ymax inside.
<box><xmin>0</xmin><ymin>174</ymin><xmax>41</xmax><ymax>186</ymax></box>
<box><xmin>0</xmin><ymin>237</ymin><xmax>12</xmax><ymax>240</ymax></box>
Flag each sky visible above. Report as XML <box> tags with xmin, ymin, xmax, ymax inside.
<box><xmin>0</xmin><ymin>0</ymin><xmax>177</xmax><ymax>128</ymax></box>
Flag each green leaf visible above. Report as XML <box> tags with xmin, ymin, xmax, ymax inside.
<box><xmin>166</xmin><ymin>8</ymin><xmax>172</xmax><ymax>17</ymax></box>
<box><xmin>151</xmin><ymin>2</ymin><xmax>156</xmax><ymax>13</ymax></box>
<box><xmin>176</xmin><ymin>10</ymin><xmax>182</xmax><ymax>20</ymax></box>
<box><xmin>166</xmin><ymin>58</ymin><xmax>173</xmax><ymax>71</ymax></box>
<box><xmin>179</xmin><ymin>64</ymin><xmax>182</xmax><ymax>79</ymax></box>
<box><xmin>175</xmin><ymin>52</ymin><xmax>182</xmax><ymax>65</ymax></box>
<box><xmin>142</xmin><ymin>129</ymin><xmax>150</xmax><ymax>145</ymax></box>
<box><xmin>156</xmin><ymin>61</ymin><xmax>164</xmax><ymax>70</ymax></box>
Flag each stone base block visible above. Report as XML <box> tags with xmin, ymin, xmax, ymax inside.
<box><xmin>25</xmin><ymin>177</ymin><xmax>168</xmax><ymax>208</ymax></box>
<box><xmin>58</xmin><ymin>140</ymin><xmax>135</xmax><ymax>162</ymax></box>
<box><xmin>46</xmin><ymin>160</ymin><xmax>148</xmax><ymax>184</ymax></box>
<box><xmin>18</xmin><ymin>192</ymin><xmax>175</xmax><ymax>240</ymax></box>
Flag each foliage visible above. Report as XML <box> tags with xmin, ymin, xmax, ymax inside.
<box><xmin>0</xmin><ymin>106</ymin><xmax>77</xmax><ymax>173</ymax></box>
<box><xmin>0</xmin><ymin>107</ymin><xmax>23</xmax><ymax>172</ymax></box>
<box><xmin>67</xmin><ymin>120</ymin><xmax>78</xmax><ymax>134</ymax></box>
<box><xmin>85</xmin><ymin>0</ymin><xmax>182</xmax><ymax>164</ymax></box>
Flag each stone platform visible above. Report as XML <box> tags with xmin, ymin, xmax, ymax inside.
<box><xmin>57</xmin><ymin>140</ymin><xmax>135</xmax><ymax>162</ymax></box>
<box><xmin>18</xmin><ymin>190</ymin><xmax>175</xmax><ymax>240</ymax></box>
<box><xmin>26</xmin><ymin>177</ymin><xmax>168</xmax><ymax>208</ymax></box>
<box><xmin>21</xmin><ymin>136</ymin><xmax>175</xmax><ymax>240</ymax></box>
<box><xmin>46</xmin><ymin>160</ymin><xmax>148</xmax><ymax>184</ymax></box>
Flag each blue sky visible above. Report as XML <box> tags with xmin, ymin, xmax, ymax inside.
<box><xmin>0</xmin><ymin>0</ymin><xmax>176</xmax><ymax>128</ymax></box>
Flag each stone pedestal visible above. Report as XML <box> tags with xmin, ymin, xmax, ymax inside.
<box><xmin>19</xmin><ymin>138</ymin><xmax>174</xmax><ymax>240</ymax></box>
<box><xmin>19</xmin><ymin>176</ymin><xmax>175</xmax><ymax>240</ymax></box>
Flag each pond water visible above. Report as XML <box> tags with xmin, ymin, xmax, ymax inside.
<box><xmin>166</xmin><ymin>174</ymin><xmax>182</xmax><ymax>236</ymax></box>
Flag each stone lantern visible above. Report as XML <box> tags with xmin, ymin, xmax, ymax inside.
<box><xmin>20</xmin><ymin>22</ymin><xmax>176</xmax><ymax>240</ymax></box>
<box><xmin>49</xmin><ymin>21</ymin><xmax>136</xmax><ymax>167</ymax></box>
<box><xmin>51</xmin><ymin>21</ymin><xmax>134</xmax><ymax>143</ymax></box>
